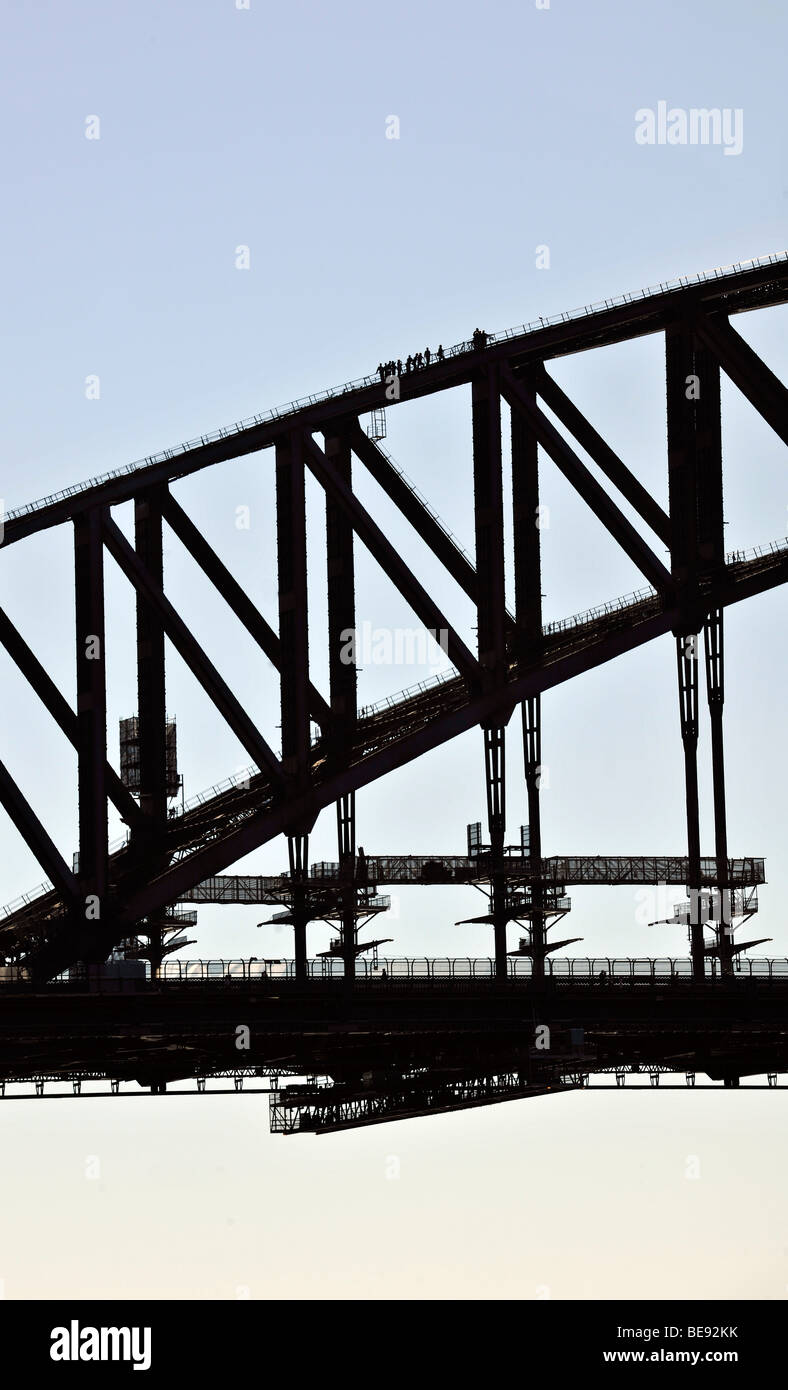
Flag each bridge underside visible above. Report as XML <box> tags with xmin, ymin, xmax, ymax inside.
<box><xmin>1</xmin><ymin>979</ymin><xmax>786</xmax><ymax>1104</ymax></box>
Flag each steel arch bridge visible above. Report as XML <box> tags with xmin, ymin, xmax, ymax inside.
<box><xmin>1</xmin><ymin>250</ymin><xmax>787</xmax><ymax>1001</ymax></box>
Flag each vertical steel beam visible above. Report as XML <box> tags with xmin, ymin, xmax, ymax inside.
<box><xmin>134</xmin><ymin>488</ymin><xmax>168</xmax><ymax>840</ymax></box>
<box><xmin>667</xmin><ymin>322</ymin><xmax>712</xmax><ymax>980</ymax></box>
<box><xmin>676</xmin><ymin>635</ymin><xmax>705</xmax><ymax>978</ymax></box>
<box><xmin>325</xmin><ymin>429</ymin><xmax>358</xmax><ymax>982</ymax></box>
<box><xmin>665</xmin><ymin>322</ymin><xmax>700</xmax><ymax>614</ymax></box>
<box><xmin>73</xmin><ymin>508</ymin><xmax>108</xmax><ymax>909</ymax></box>
<box><xmin>522</xmin><ymin>696</ymin><xmax>545</xmax><ymax>978</ymax></box>
<box><xmin>324</xmin><ymin>429</ymin><xmax>357</xmax><ymax>751</ymax></box>
<box><xmin>288</xmin><ymin>833</ymin><xmax>310</xmax><ymax>981</ymax></box>
<box><xmin>704</xmin><ymin>610</ymin><xmax>732</xmax><ymax>974</ymax></box>
<box><xmin>472</xmin><ymin>365</ymin><xmax>507</xmax><ymax>684</ymax></box>
<box><xmin>693</xmin><ymin>342</ymin><xmax>724</xmax><ymax>573</ymax></box>
<box><xmin>693</xmin><ymin>345</ymin><xmax>730</xmax><ymax>974</ymax></box>
<box><xmin>512</xmin><ymin>374</ymin><xmax>546</xmax><ymax>980</ymax></box>
<box><xmin>337</xmin><ymin>792</ymin><xmax>356</xmax><ymax>981</ymax></box>
<box><xmin>474</xmin><ymin>366</ymin><xmax>509</xmax><ymax>976</ymax></box>
<box><xmin>667</xmin><ymin>324</ymin><xmax>729</xmax><ymax>980</ymax></box>
<box><xmin>276</xmin><ymin>431</ymin><xmax>311</xmax><ymax>786</ymax></box>
<box><xmin>483</xmin><ymin>726</ymin><xmax>508</xmax><ymax>977</ymax></box>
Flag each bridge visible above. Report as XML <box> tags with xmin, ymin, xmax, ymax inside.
<box><xmin>1</xmin><ymin>251</ymin><xmax>787</xmax><ymax>1128</ymax></box>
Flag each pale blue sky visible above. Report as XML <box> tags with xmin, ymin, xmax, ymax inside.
<box><xmin>0</xmin><ymin>0</ymin><xmax>786</xmax><ymax>1299</ymax></box>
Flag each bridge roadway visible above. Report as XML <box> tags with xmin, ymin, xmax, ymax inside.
<box><xmin>0</xmin><ymin>959</ymin><xmax>786</xmax><ymax>1091</ymax></box>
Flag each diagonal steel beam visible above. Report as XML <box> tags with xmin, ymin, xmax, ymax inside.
<box><xmin>532</xmin><ymin>367</ymin><xmax>671</xmax><ymax>543</ymax></box>
<box><xmin>349</xmin><ymin>423</ymin><xmax>480</xmax><ymax>600</ymax></box>
<box><xmin>82</xmin><ymin>544</ymin><xmax>788</xmax><ymax>931</ymax></box>
<box><xmin>102</xmin><ymin>516</ymin><xmax>286</xmax><ymax>788</ymax></box>
<box><xmin>115</xmin><ymin>611</ymin><xmax>676</xmax><ymax>925</ymax></box>
<box><xmin>302</xmin><ymin>432</ymin><xmax>481</xmax><ymax>681</ymax></box>
<box><xmin>500</xmin><ymin>366</ymin><xmax>673</xmax><ymax>592</ymax></box>
<box><xmin>350</xmin><ymin>423</ymin><xmax>521</xmax><ymax>640</ymax></box>
<box><xmin>0</xmin><ymin>606</ymin><xmax>143</xmax><ymax>829</ymax></box>
<box><xmin>161</xmin><ymin>493</ymin><xmax>330</xmax><ymax>728</ymax></box>
<box><xmin>0</xmin><ymin>758</ymin><xmax>80</xmax><ymax>906</ymax></box>
<box><xmin>693</xmin><ymin>312</ymin><xmax>788</xmax><ymax>447</ymax></box>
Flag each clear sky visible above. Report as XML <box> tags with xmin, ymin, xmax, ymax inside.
<box><xmin>0</xmin><ymin>0</ymin><xmax>786</xmax><ymax>1299</ymax></box>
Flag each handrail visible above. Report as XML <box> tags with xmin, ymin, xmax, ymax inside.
<box><xmin>4</xmin><ymin>954</ymin><xmax>788</xmax><ymax>987</ymax></box>
<box><xmin>20</xmin><ymin>954</ymin><xmax>788</xmax><ymax>983</ymax></box>
<box><xmin>357</xmin><ymin>534</ymin><xmax>788</xmax><ymax>717</ymax></box>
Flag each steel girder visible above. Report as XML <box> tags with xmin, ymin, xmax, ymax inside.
<box><xmin>0</xmin><ymin>262</ymin><xmax>786</xmax><ymax>977</ymax></box>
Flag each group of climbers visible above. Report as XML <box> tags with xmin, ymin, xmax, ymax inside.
<box><xmin>376</xmin><ymin>329</ymin><xmax>488</xmax><ymax>383</ymax></box>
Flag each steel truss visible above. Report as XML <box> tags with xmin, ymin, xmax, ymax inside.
<box><xmin>0</xmin><ymin>256</ymin><xmax>786</xmax><ymax>984</ymax></box>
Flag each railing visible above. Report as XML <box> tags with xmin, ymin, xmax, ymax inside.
<box><xmin>7</xmin><ymin>251</ymin><xmax>786</xmax><ymax>524</ymax></box>
<box><xmin>0</xmin><ymin>955</ymin><xmax>779</xmax><ymax>988</ymax></box>
<box><xmin>358</xmin><ymin>668</ymin><xmax>458</xmax><ymax>718</ymax></box>
<box><xmin>151</xmin><ymin>955</ymin><xmax>788</xmax><ymax>982</ymax></box>
<box><xmin>356</xmin><ymin>535</ymin><xmax>788</xmax><ymax>718</ymax></box>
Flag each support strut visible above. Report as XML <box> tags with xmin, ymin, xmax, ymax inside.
<box><xmin>288</xmin><ymin>833</ymin><xmax>310</xmax><ymax>980</ymax></box>
<box><xmin>704</xmin><ymin>610</ymin><xmax>733</xmax><ymax>974</ymax></box>
<box><xmin>676</xmin><ymin>635</ymin><xmax>705</xmax><ymax>978</ymax></box>
<box><xmin>522</xmin><ymin>696</ymin><xmax>546</xmax><ymax>979</ymax></box>
<box><xmin>337</xmin><ymin>792</ymin><xmax>356</xmax><ymax>981</ymax></box>
<box><xmin>512</xmin><ymin>374</ymin><xmax>547</xmax><ymax>979</ymax></box>
<box><xmin>483</xmin><ymin>725</ymin><xmax>508</xmax><ymax>977</ymax></box>
<box><xmin>73</xmin><ymin>509</ymin><xmax>109</xmax><ymax>911</ymax></box>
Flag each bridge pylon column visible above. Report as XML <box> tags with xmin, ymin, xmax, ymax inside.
<box><xmin>522</xmin><ymin>695</ymin><xmax>546</xmax><ymax>980</ymax></box>
<box><xmin>337</xmin><ymin>793</ymin><xmax>357</xmax><ymax>981</ymax></box>
<box><xmin>667</xmin><ymin>320</ymin><xmax>722</xmax><ymax>982</ymax></box>
<box><xmin>511</xmin><ymin>370</ymin><xmax>546</xmax><ymax>980</ymax></box>
<box><xmin>483</xmin><ymin>725</ymin><xmax>508</xmax><ymax>978</ymax></box>
<box><xmin>133</xmin><ymin>487</ymin><xmax>168</xmax><ymax>847</ymax></box>
<box><xmin>288</xmin><ymin>833</ymin><xmax>310</xmax><ymax>981</ymax></box>
<box><xmin>703</xmin><ymin>610</ymin><xmax>733</xmax><ymax>975</ymax></box>
<box><xmin>73</xmin><ymin>507</ymin><xmax>109</xmax><ymax>941</ymax></box>
<box><xmin>676</xmin><ymin>634</ymin><xmax>705</xmax><ymax>979</ymax></box>
<box><xmin>323</xmin><ymin>425</ymin><xmax>359</xmax><ymax>984</ymax></box>
<box><xmin>472</xmin><ymin>365</ymin><xmax>511</xmax><ymax>978</ymax></box>
<box><xmin>276</xmin><ymin>430</ymin><xmax>317</xmax><ymax>980</ymax></box>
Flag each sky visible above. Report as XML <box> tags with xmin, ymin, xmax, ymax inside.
<box><xmin>0</xmin><ymin>0</ymin><xmax>786</xmax><ymax>1300</ymax></box>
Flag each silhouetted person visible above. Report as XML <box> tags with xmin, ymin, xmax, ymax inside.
<box><xmin>405</xmin><ymin>354</ymin><xmax>413</xmax><ymax>372</ymax></box>
<box><xmin>425</xmin><ymin>347</ymin><xmax>431</xmax><ymax>365</ymax></box>
<box><xmin>437</xmin><ymin>344</ymin><xmax>445</xmax><ymax>361</ymax></box>
<box><xmin>396</xmin><ymin>359</ymin><xmax>402</xmax><ymax>376</ymax></box>
<box><xmin>377</xmin><ymin>362</ymin><xmax>384</xmax><ymax>381</ymax></box>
